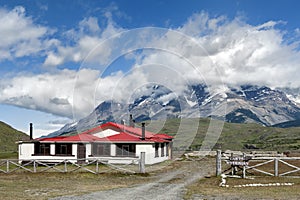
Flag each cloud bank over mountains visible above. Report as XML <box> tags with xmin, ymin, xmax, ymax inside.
<box><xmin>1</xmin><ymin>6</ymin><xmax>300</xmax><ymax>121</ymax></box>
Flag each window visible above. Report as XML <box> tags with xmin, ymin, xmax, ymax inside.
<box><xmin>161</xmin><ymin>143</ymin><xmax>165</xmax><ymax>157</ymax></box>
<box><xmin>116</xmin><ymin>144</ymin><xmax>136</xmax><ymax>157</ymax></box>
<box><xmin>34</xmin><ymin>143</ymin><xmax>50</xmax><ymax>155</ymax></box>
<box><xmin>55</xmin><ymin>143</ymin><xmax>72</xmax><ymax>155</ymax></box>
<box><xmin>92</xmin><ymin>143</ymin><xmax>110</xmax><ymax>156</ymax></box>
<box><xmin>155</xmin><ymin>143</ymin><xmax>159</xmax><ymax>157</ymax></box>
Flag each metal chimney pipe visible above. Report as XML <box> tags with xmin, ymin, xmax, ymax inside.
<box><xmin>121</xmin><ymin>119</ymin><xmax>125</xmax><ymax>125</ymax></box>
<box><xmin>129</xmin><ymin>114</ymin><xmax>135</xmax><ymax>127</ymax></box>
<box><xmin>29</xmin><ymin>123</ymin><xmax>33</xmax><ymax>140</ymax></box>
<box><xmin>141</xmin><ymin>122</ymin><xmax>145</xmax><ymax>140</ymax></box>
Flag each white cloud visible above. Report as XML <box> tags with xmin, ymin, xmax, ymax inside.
<box><xmin>131</xmin><ymin>12</ymin><xmax>300</xmax><ymax>89</ymax></box>
<box><xmin>0</xmin><ymin>6</ymin><xmax>51</xmax><ymax>60</ymax></box>
<box><xmin>0</xmin><ymin>69</ymin><xmax>77</xmax><ymax>118</ymax></box>
<box><xmin>2</xmin><ymin>11</ymin><xmax>300</xmax><ymax>124</ymax></box>
<box><xmin>43</xmin><ymin>16</ymin><xmax>124</xmax><ymax>67</ymax></box>
<box><xmin>79</xmin><ymin>17</ymin><xmax>101</xmax><ymax>34</ymax></box>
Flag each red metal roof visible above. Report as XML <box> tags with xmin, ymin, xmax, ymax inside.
<box><xmin>154</xmin><ymin>133</ymin><xmax>173</xmax><ymax>139</ymax></box>
<box><xmin>38</xmin><ymin>122</ymin><xmax>173</xmax><ymax>143</ymax></box>
<box><xmin>81</xmin><ymin>122</ymin><xmax>156</xmax><ymax>139</ymax></box>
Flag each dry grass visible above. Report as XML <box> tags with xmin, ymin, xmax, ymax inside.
<box><xmin>0</xmin><ymin>172</ymin><xmax>153</xmax><ymax>200</ymax></box>
<box><xmin>185</xmin><ymin>172</ymin><xmax>300</xmax><ymax>200</ymax></box>
<box><xmin>1</xmin><ymin>158</ymin><xmax>300</xmax><ymax>200</ymax></box>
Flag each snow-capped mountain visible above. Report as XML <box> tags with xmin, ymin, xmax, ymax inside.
<box><xmin>48</xmin><ymin>84</ymin><xmax>300</xmax><ymax>137</ymax></box>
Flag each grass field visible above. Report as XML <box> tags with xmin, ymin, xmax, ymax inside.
<box><xmin>1</xmin><ymin>118</ymin><xmax>300</xmax><ymax>199</ymax></box>
<box><xmin>0</xmin><ymin>172</ymin><xmax>153</xmax><ymax>200</ymax></box>
<box><xmin>0</xmin><ymin>152</ymin><xmax>18</xmax><ymax>159</ymax></box>
<box><xmin>185</xmin><ymin>175</ymin><xmax>300</xmax><ymax>199</ymax></box>
<box><xmin>0</xmin><ymin>121</ymin><xmax>28</xmax><ymax>152</ymax></box>
<box><xmin>147</xmin><ymin>118</ymin><xmax>300</xmax><ymax>152</ymax></box>
<box><xmin>0</xmin><ymin>158</ymin><xmax>299</xmax><ymax>200</ymax></box>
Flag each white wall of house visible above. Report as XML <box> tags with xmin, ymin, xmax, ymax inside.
<box><xmin>93</xmin><ymin>129</ymin><xmax>119</xmax><ymax>138</ymax></box>
<box><xmin>19</xmin><ymin>141</ymin><xmax>172</xmax><ymax>165</ymax></box>
<box><xmin>50</xmin><ymin>144</ymin><xmax>55</xmax><ymax>155</ymax></box>
<box><xmin>111</xmin><ymin>143</ymin><xmax>116</xmax><ymax>156</ymax></box>
<box><xmin>136</xmin><ymin>143</ymin><xmax>170</xmax><ymax>165</ymax></box>
<box><xmin>72</xmin><ymin>144</ymin><xmax>78</xmax><ymax>157</ymax></box>
<box><xmin>18</xmin><ymin>143</ymin><xmax>34</xmax><ymax>160</ymax></box>
<box><xmin>85</xmin><ymin>143</ymin><xmax>91</xmax><ymax>157</ymax></box>
<box><xmin>18</xmin><ymin>142</ymin><xmax>78</xmax><ymax>163</ymax></box>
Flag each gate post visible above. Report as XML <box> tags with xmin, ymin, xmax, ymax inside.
<box><xmin>139</xmin><ymin>152</ymin><xmax>145</xmax><ymax>173</ymax></box>
<box><xmin>216</xmin><ymin>150</ymin><xmax>222</xmax><ymax>176</ymax></box>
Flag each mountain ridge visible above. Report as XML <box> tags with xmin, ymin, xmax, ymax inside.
<box><xmin>47</xmin><ymin>84</ymin><xmax>300</xmax><ymax>137</ymax></box>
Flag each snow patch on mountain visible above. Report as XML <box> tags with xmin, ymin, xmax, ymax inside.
<box><xmin>47</xmin><ymin>84</ymin><xmax>300</xmax><ymax>137</ymax></box>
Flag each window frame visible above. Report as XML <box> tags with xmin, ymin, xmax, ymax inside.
<box><xmin>116</xmin><ymin>143</ymin><xmax>136</xmax><ymax>157</ymax></box>
<box><xmin>92</xmin><ymin>143</ymin><xmax>111</xmax><ymax>156</ymax></box>
<box><xmin>34</xmin><ymin>143</ymin><xmax>51</xmax><ymax>156</ymax></box>
<box><xmin>55</xmin><ymin>143</ymin><xmax>73</xmax><ymax>156</ymax></box>
<box><xmin>155</xmin><ymin>143</ymin><xmax>159</xmax><ymax>158</ymax></box>
<box><xmin>166</xmin><ymin>143</ymin><xmax>169</xmax><ymax>157</ymax></box>
<box><xmin>161</xmin><ymin>143</ymin><xmax>165</xmax><ymax>157</ymax></box>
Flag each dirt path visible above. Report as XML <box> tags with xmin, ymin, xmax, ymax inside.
<box><xmin>51</xmin><ymin>158</ymin><xmax>214</xmax><ymax>200</ymax></box>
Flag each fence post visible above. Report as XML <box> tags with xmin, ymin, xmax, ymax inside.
<box><xmin>33</xmin><ymin>160</ymin><xmax>36</xmax><ymax>173</ymax></box>
<box><xmin>64</xmin><ymin>160</ymin><xmax>67</xmax><ymax>173</ymax></box>
<box><xmin>242</xmin><ymin>153</ymin><xmax>246</xmax><ymax>178</ymax></box>
<box><xmin>6</xmin><ymin>160</ymin><xmax>9</xmax><ymax>173</ymax></box>
<box><xmin>274</xmin><ymin>158</ymin><xmax>278</xmax><ymax>177</ymax></box>
<box><xmin>139</xmin><ymin>152</ymin><xmax>145</xmax><ymax>173</ymax></box>
<box><xmin>216</xmin><ymin>150</ymin><xmax>222</xmax><ymax>176</ymax></box>
<box><xmin>96</xmin><ymin>160</ymin><xmax>99</xmax><ymax>174</ymax></box>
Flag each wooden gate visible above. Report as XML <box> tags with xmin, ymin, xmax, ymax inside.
<box><xmin>216</xmin><ymin>150</ymin><xmax>300</xmax><ymax>178</ymax></box>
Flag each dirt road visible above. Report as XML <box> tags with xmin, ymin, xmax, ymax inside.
<box><xmin>52</xmin><ymin>158</ymin><xmax>214</xmax><ymax>200</ymax></box>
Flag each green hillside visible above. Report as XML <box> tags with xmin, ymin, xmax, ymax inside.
<box><xmin>147</xmin><ymin>118</ymin><xmax>300</xmax><ymax>152</ymax></box>
<box><xmin>0</xmin><ymin>121</ymin><xmax>29</xmax><ymax>158</ymax></box>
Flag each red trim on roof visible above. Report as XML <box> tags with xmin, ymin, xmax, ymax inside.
<box><xmin>38</xmin><ymin>136</ymin><xmax>68</xmax><ymax>141</ymax></box>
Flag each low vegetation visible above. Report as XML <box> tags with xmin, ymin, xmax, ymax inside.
<box><xmin>0</xmin><ymin>121</ymin><xmax>28</xmax><ymax>159</ymax></box>
<box><xmin>147</xmin><ymin>118</ymin><xmax>300</xmax><ymax>152</ymax></box>
<box><xmin>0</xmin><ymin>172</ymin><xmax>153</xmax><ymax>200</ymax></box>
<box><xmin>185</xmin><ymin>176</ymin><xmax>300</xmax><ymax>199</ymax></box>
<box><xmin>1</xmin><ymin>119</ymin><xmax>300</xmax><ymax>199</ymax></box>
<box><xmin>0</xmin><ymin>158</ymin><xmax>299</xmax><ymax>200</ymax></box>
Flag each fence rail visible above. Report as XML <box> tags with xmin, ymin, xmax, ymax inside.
<box><xmin>216</xmin><ymin>150</ymin><xmax>300</xmax><ymax>178</ymax></box>
<box><xmin>0</xmin><ymin>157</ymin><xmax>144</xmax><ymax>174</ymax></box>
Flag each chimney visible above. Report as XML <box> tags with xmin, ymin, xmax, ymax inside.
<box><xmin>29</xmin><ymin>123</ymin><xmax>33</xmax><ymax>140</ymax></box>
<box><xmin>141</xmin><ymin>122</ymin><xmax>145</xmax><ymax>140</ymax></box>
<box><xmin>121</xmin><ymin>119</ymin><xmax>125</xmax><ymax>125</ymax></box>
<box><xmin>129</xmin><ymin>114</ymin><xmax>135</xmax><ymax>127</ymax></box>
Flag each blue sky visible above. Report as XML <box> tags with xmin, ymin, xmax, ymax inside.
<box><xmin>0</xmin><ymin>0</ymin><xmax>300</xmax><ymax>137</ymax></box>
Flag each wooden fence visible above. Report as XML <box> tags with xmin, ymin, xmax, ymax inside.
<box><xmin>216</xmin><ymin>150</ymin><xmax>300</xmax><ymax>178</ymax></box>
<box><xmin>0</xmin><ymin>155</ymin><xmax>145</xmax><ymax>174</ymax></box>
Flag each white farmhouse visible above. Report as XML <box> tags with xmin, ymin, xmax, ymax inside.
<box><xmin>18</xmin><ymin>122</ymin><xmax>173</xmax><ymax>165</ymax></box>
